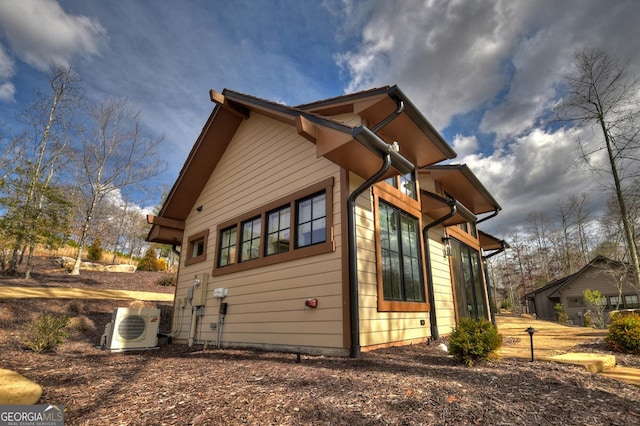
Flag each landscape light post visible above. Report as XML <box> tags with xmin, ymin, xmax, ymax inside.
<box><xmin>526</xmin><ymin>327</ymin><xmax>536</xmax><ymax>362</ymax></box>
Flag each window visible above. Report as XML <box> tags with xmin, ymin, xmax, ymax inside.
<box><xmin>624</xmin><ymin>294</ymin><xmax>639</xmax><ymax>308</ymax></box>
<box><xmin>218</xmin><ymin>226</ymin><xmax>237</xmax><ymax>267</ymax></box>
<box><xmin>379</xmin><ymin>201</ymin><xmax>425</xmax><ymax>303</ymax></box>
<box><xmin>450</xmin><ymin>238</ymin><xmax>486</xmax><ymax>320</ymax></box>
<box><xmin>240</xmin><ymin>216</ymin><xmax>261</xmax><ymax>262</ymax></box>
<box><xmin>266</xmin><ymin>206</ymin><xmax>290</xmax><ymax>255</ymax></box>
<box><xmin>185</xmin><ymin>229</ymin><xmax>209</xmax><ymax>266</ymax></box>
<box><xmin>213</xmin><ymin>178</ymin><xmax>334</xmax><ymax>276</ymax></box>
<box><xmin>399</xmin><ymin>173</ymin><xmax>417</xmax><ymax>200</ymax></box>
<box><xmin>457</xmin><ymin>222</ymin><xmax>477</xmax><ymax>238</ymax></box>
<box><xmin>296</xmin><ymin>192</ymin><xmax>326</xmax><ymax>248</ymax></box>
<box><xmin>567</xmin><ymin>297</ymin><xmax>584</xmax><ymax>308</ymax></box>
<box><xmin>609</xmin><ymin>296</ymin><xmax>621</xmax><ymax>309</ymax></box>
<box><xmin>384</xmin><ymin>172</ymin><xmax>417</xmax><ymax>200</ymax></box>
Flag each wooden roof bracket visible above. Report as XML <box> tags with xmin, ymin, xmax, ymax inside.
<box><xmin>209</xmin><ymin>89</ymin><xmax>250</xmax><ymax>119</ymax></box>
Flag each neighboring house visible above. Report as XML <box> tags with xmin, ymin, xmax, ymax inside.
<box><xmin>524</xmin><ymin>256</ymin><xmax>640</xmax><ymax>325</ymax></box>
<box><xmin>147</xmin><ymin>86</ymin><xmax>506</xmax><ymax>357</ymax></box>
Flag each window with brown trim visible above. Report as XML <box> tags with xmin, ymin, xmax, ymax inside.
<box><xmin>385</xmin><ymin>171</ymin><xmax>417</xmax><ymax>200</ymax></box>
<box><xmin>265</xmin><ymin>206</ymin><xmax>291</xmax><ymax>256</ymax></box>
<box><xmin>213</xmin><ymin>178</ymin><xmax>334</xmax><ymax>276</ymax></box>
<box><xmin>373</xmin><ymin>184</ymin><xmax>429</xmax><ymax>312</ymax></box>
<box><xmin>240</xmin><ymin>216</ymin><xmax>261</xmax><ymax>262</ymax></box>
<box><xmin>184</xmin><ymin>229</ymin><xmax>209</xmax><ymax>266</ymax></box>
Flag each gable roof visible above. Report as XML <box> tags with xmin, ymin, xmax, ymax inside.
<box><xmin>147</xmin><ymin>86</ymin><xmax>458</xmax><ymax>245</ymax></box>
<box><xmin>523</xmin><ymin>256</ymin><xmax>627</xmax><ymax>300</ymax></box>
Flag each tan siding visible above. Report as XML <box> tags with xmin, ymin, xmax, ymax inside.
<box><xmin>428</xmin><ymin>226</ymin><xmax>457</xmax><ymax>336</ymax></box>
<box><xmin>173</xmin><ymin>113</ymin><xmax>344</xmax><ymax>354</ymax></box>
<box><xmin>350</xmin><ymin>174</ymin><xmax>432</xmax><ymax>348</ymax></box>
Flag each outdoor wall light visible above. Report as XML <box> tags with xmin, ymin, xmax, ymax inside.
<box><xmin>305</xmin><ymin>298</ymin><xmax>318</xmax><ymax>309</ymax></box>
<box><xmin>196</xmin><ymin>205</ymin><xmax>203</xmax><ymax>212</ymax></box>
<box><xmin>442</xmin><ymin>236</ymin><xmax>452</xmax><ymax>257</ymax></box>
<box><xmin>526</xmin><ymin>326</ymin><xmax>536</xmax><ymax>362</ymax></box>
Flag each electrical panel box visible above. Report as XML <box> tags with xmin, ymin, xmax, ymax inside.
<box><xmin>213</xmin><ymin>287</ymin><xmax>228</xmax><ymax>298</ymax></box>
<box><xmin>219</xmin><ymin>302</ymin><xmax>228</xmax><ymax>315</ymax></box>
<box><xmin>186</xmin><ymin>286</ymin><xmax>194</xmax><ymax>303</ymax></box>
<box><xmin>191</xmin><ymin>273</ymin><xmax>209</xmax><ymax>306</ymax></box>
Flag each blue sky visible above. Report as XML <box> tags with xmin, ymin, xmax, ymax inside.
<box><xmin>1</xmin><ymin>0</ymin><xmax>639</xmax><ymax>237</ymax></box>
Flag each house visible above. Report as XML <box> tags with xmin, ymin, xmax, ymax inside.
<box><xmin>524</xmin><ymin>256</ymin><xmax>640</xmax><ymax>325</ymax></box>
<box><xmin>146</xmin><ymin>85</ymin><xmax>506</xmax><ymax>357</ymax></box>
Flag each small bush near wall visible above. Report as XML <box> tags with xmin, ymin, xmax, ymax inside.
<box><xmin>448</xmin><ymin>318</ymin><xmax>503</xmax><ymax>366</ymax></box>
<box><xmin>606</xmin><ymin>313</ymin><xmax>640</xmax><ymax>355</ymax></box>
<box><xmin>554</xmin><ymin>303</ymin><xmax>568</xmax><ymax>324</ymax></box>
<box><xmin>22</xmin><ymin>314</ymin><xmax>70</xmax><ymax>353</ymax></box>
<box><xmin>157</xmin><ymin>274</ymin><xmax>176</xmax><ymax>286</ymax></box>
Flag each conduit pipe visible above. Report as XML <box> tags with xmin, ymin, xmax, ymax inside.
<box><xmin>187</xmin><ymin>307</ymin><xmax>198</xmax><ymax>347</ymax></box>
<box><xmin>421</xmin><ymin>191</ymin><xmax>458</xmax><ymax>342</ymax></box>
<box><xmin>347</xmin><ymin>99</ymin><xmax>412</xmax><ymax>358</ymax></box>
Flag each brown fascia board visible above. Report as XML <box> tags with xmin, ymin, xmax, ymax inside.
<box><xmin>298</xmin><ymin>85</ymin><xmax>456</xmax><ymax>162</ymax></box>
<box><xmin>295</xmin><ymin>86</ymin><xmax>392</xmax><ymax>115</ymax></box>
<box><xmin>421</xmin><ymin>164</ymin><xmax>501</xmax><ymax>214</ymax></box>
<box><xmin>157</xmin><ymin>105</ymin><xmax>245</xmax><ymax>222</ymax></box>
<box><xmin>478</xmin><ymin>230</ymin><xmax>509</xmax><ymax>251</ymax></box>
<box><xmin>154</xmin><ymin>86</ymin><xmax>456</xmax><ymax>229</ymax></box>
<box><xmin>387</xmin><ymin>85</ymin><xmax>456</xmax><ymax>160</ymax></box>
<box><xmin>223</xmin><ymin>89</ymin><xmax>355</xmax><ymax>134</ymax></box>
<box><xmin>154</xmin><ymin>90</ymin><xmax>355</xmax><ymax>222</ymax></box>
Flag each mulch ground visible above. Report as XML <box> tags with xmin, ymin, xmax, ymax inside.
<box><xmin>1</xmin><ymin>256</ymin><xmax>640</xmax><ymax>425</ymax></box>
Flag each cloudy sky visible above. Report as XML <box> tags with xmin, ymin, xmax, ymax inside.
<box><xmin>0</xmin><ymin>0</ymin><xmax>639</xmax><ymax>237</ymax></box>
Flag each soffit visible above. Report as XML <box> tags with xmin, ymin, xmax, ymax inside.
<box><xmin>420</xmin><ymin>190</ymin><xmax>477</xmax><ymax>226</ymax></box>
<box><xmin>419</xmin><ymin>165</ymin><xmax>500</xmax><ymax>215</ymax></box>
<box><xmin>478</xmin><ymin>230</ymin><xmax>508</xmax><ymax>251</ymax></box>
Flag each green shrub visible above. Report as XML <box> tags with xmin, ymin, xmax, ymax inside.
<box><xmin>500</xmin><ymin>299</ymin><xmax>512</xmax><ymax>310</ymax></box>
<box><xmin>137</xmin><ymin>248</ymin><xmax>160</xmax><ymax>271</ymax></box>
<box><xmin>554</xmin><ymin>303</ymin><xmax>568</xmax><ymax>324</ymax></box>
<box><xmin>448</xmin><ymin>318</ymin><xmax>503</xmax><ymax>366</ymax></box>
<box><xmin>606</xmin><ymin>313</ymin><xmax>640</xmax><ymax>354</ymax></box>
<box><xmin>87</xmin><ymin>238</ymin><xmax>103</xmax><ymax>262</ymax></box>
<box><xmin>23</xmin><ymin>314</ymin><xmax>70</xmax><ymax>353</ymax></box>
<box><xmin>157</xmin><ymin>274</ymin><xmax>176</xmax><ymax>286</ymax></box>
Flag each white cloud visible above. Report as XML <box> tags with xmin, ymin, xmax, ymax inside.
<box><xmin>0</xmin><ymin>0</ymin><xmax>106</xmax><ymax>95</ymax></box>
<box><xmin>451</xmin><ymin>134</ymin><xmax>478</xmax><ymax>159</ymax></box>
<box><xmin>0</xmin><ymin>82</ymin><xmax>15</xmax><ymax>101</ymax></box>
<box><xmin>0</xmin><ymin>44</ymin><xmax>14</xmax><ymax>78</ymax></box>
<box><xmin>335</xmin><ymin>0</ymin><xmax>529</xmax><ymax>129</ymax></box>
<box><xmin>460</xmin><ymin>126</ymin><xmax>608</xmax><ymax>234</ymax></box>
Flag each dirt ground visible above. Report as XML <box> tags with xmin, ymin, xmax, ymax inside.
<box><xmin>1</xmin><ymin>256</ymin><xmax>640</xmax><ymax>425</ymax></box>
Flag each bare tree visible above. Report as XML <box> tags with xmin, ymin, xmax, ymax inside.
<box><xmin>555</xmin><ymin>48</ymin><xmax>640</xmax><ymax>289</ymax></box>
<box><xmin>526</xmin><ymin>212</ymin><xmax>552</xmax><ymax>282</ymax></box>
<box><xmin>0</xmin><ymin>67</ymin><xmax>79</xmax><ymax>277</ymax></box>
<box><xmin>70</xmin><ymin>98</ymin><xmax>165</xmax><ymax>275</ymax></box>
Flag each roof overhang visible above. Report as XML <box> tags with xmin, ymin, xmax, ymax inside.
<box><xmin>478</xmin><ymin>230</ymin><xmax>509</xmax><ymax>252</ymax></box>
<box><xmin>147</xmin><ymin>86</ymin><xmax>459</xmax><ymax>244</ymax></box>
<box><xmin>298</xmin><ymin>85</ymin><xmax>457</xmax><ymax>169</ymax></box>
<box><xmin>146</xmin><ymin>215</ymin><xmax>185</xmax><ymax>245</ymax></box>
<box><xmin>420</xmin><ymin>190</ymin><xmax>477</xmax><ymax>226</ymax></box>
<box><xmin>419</xmin><ymin>164</ymin><xmax>501</xmax><ymax>215</ymax></box>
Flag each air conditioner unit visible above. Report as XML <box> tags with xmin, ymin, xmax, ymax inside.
<box><xmin>100</xmin><ymin>308</ymin><xmax>160</xmax><ymax>351</ymax></box>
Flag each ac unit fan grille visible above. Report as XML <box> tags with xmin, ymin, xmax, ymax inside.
<box><xmin>118</xmin><ymin>315</ymin><xmax>147</xmax><ymax>341</ymax></box>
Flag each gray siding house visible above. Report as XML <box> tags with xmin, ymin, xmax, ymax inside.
<box><xmin>524</xmin><ymin>256</ymin><xmax>640</xmax><ymax>325</ymax></box>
